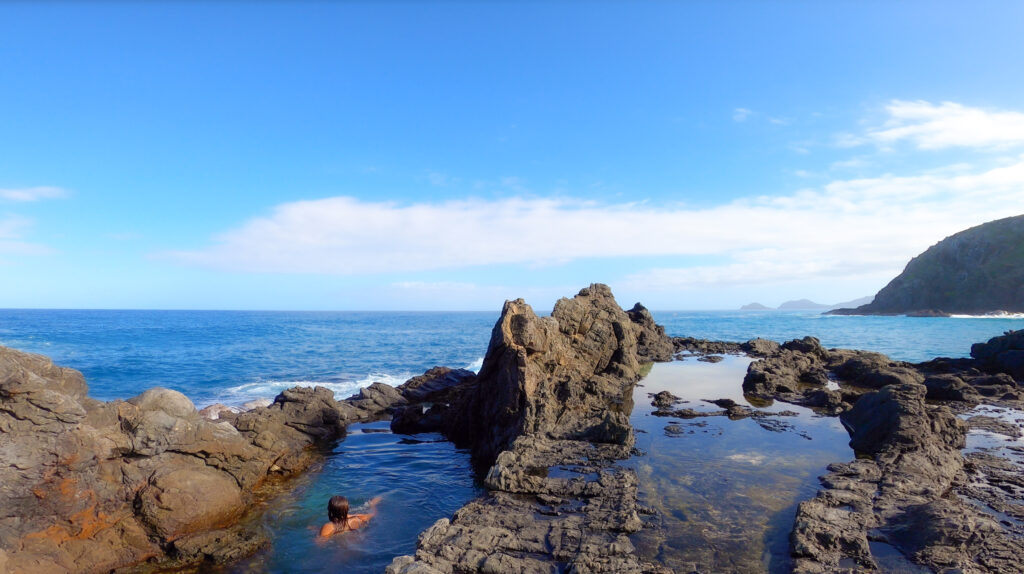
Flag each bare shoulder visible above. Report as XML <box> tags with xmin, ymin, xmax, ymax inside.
<box><xmin>319</xmin><ymin>522</ymin><xmax>335</xmax><ymax>537</ymax></box>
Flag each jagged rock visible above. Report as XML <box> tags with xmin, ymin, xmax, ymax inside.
<box><xmin>966</xmin><ymin>414</ymin><xmax>1023</xmax><ymax>438</ymax></box>
<box><xmin>391</xmin><ymin>403</ymin><xmax>448</xmax><ymax>435</ymax></box>
<box><xmin>830</xmin><ymin>350</ymin><xmax>924</xmax><ymax>389</ymax></box>
<box><xmin>241</xmin><ymin>398</ymin><xmax>272</xmax><ymax>410</ymax></box>
<box><xmin>626</xmin><ymin>303</ymin><xmax>674</xmax><ymax>362</ymax></box>
<box><xmin>742</xmin><ymin>346</ymin><xmax>823</xmax><ymax>396</ymax></box>
<box><xmin>443</xmin><ymin>284</ymin><xmax>669</xmax><ymax>466</ymax></box>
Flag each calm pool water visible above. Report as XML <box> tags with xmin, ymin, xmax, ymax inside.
<box><xmin>627</xmin><ymin>358</ymin><xmax>854</xmax><ymax>573</ymax></box>
<box><xmin>229</xmin><ymin>421</ymin><xmax>482</xmax><ymax>573</ymax></box>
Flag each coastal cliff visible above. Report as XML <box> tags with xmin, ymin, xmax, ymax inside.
<box><xmin>831</xmin><ymin>214</ymin><xmax>1024</xmax><ymax>316</ymax></box>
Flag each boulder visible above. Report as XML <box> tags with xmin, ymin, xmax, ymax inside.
<box><xmin>841</xmin><ymin>383</ymin><xmax>965</xmax><ymax>456</ymax></box>
<box><xmin>136</xmin><ymin>466</ymin><xmax>244</xmax><ymax>540</ymax></box>
<box><xmin>971</xmin><ymin>330</ymin><xmax>1024</xmax><ymax>380</ymax></box>
<box><xmin>923</xmin><ymin>374</ymin><xmax>981</xmax><ymax>403</ymax></box>
<box><xmin>443</xmin><ymin>284</ymin><xmax>666</xmax><ymax>465</ymax></box>
<box><xmin>397</xmin><ymin>366</ymin><xmax>476</xmax><ymax>403</ymax></box>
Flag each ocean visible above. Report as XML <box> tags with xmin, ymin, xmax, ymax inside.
<box><xmin>2</xmin><ymin>307</ymin><xmax>1022</xmax><ymax>572</ymax></box>
<box><xmin>0</xmin><ymin>308</ymin><xmax>1019</xmax><ymax>408</ymax></box>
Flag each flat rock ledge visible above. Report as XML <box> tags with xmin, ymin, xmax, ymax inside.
<box><xmin>388</xmin><ymin>284</ymin><xmax>673</xmax><ymax>573</ymax></box>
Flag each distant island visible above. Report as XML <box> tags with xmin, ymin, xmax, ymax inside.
<box><xmin>830</xmin><ymin>214</ymin><xmax>1024</xmax><ymax>316</ymax></box>
<box><xmin>741</xmin><ymin>296</ymin><xmax>873</xmax><ymax>311</ymax></box>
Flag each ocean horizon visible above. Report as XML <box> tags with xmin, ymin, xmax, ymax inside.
<box><xmin>2</xmin><ymin>308</ymin><xmax>1021</xmax><ymax>408</ymax></box>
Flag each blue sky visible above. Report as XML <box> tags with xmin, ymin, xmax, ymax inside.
<box><xmin>2</xmin><ymin>2</ymin><xmax>1023</xmax><ymax>310</ymax></box>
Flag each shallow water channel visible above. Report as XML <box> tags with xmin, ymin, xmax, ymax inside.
<box><xmin>628</xmin><ymin>357</ymin><xmax>854</xmax><ymax>573</ymax></box>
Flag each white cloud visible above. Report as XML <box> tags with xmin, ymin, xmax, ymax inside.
<box><xmin>733</xmin><ymin>108</ymin><xmax>753</xmax><ymax>122</ymax></box>
<box><xmin>167</xmin><ymin>155</ymin><xmax>1024</xmax><ymax>290</ymax></box>
<box><xmin>0</xmin><ymin>186</ymin><xmax>68</xmax><ymax>202</ymax></box>
<box><xmin>860</xmin><ymin>100</ymin><xmax>1024</xmax><ymax>150</ymax></box>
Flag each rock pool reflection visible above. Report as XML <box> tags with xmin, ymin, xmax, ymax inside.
<box><xmin>628</xmin><ymin>357</ymin><xmax>854</xmax><ymax>573</ymax></box>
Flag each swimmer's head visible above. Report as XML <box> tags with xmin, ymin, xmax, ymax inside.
<box><xmin>328</xmin><ymin>495</ymin><xmax>349</xmax><ymax>524</ymax></box>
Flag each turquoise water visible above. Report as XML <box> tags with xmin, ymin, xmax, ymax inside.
<box><xmin>230</xmin><ymin>422</ymin><xmax>481</xmax><ymax>574</ymax></box>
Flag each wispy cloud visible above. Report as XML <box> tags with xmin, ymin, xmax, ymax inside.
<box><xmin>166</xmin><ymin>154</ymin><xmax>1023</xmax><ymax>286</ymax></box>
<box><xmin>0</xmin><ymin>186</ymin><xmax>69</xmax><ymax>202</ymax></box>
<box><xmin>847</xmin><ymin>100</ymin><xmax>1024</xmax><ymax>150</ymax></box>
<box><xmin>732</xmin><ymin>107</ymin><xmax>753</xmax><ymax>122</ymax></box>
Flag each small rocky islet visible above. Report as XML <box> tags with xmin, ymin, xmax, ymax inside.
<box><xmin>2</xmin><ymin>284</ymin><xmax>1024</xmax><ymax>573</ymax></box>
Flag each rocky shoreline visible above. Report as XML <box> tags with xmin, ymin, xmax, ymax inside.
<box><xmin>674</xmin><ymin>330</ymin><xmax>1024</xmax><ymax>573</ymax></box>
<box><xmin>2</xmin><ymin>285</ymin><xmax>1024</xmax><ymax>573</ymax></box>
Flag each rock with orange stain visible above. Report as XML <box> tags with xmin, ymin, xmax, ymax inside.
<box><xmin>0</xmin><ymin>344</ymin><xmax>348</xmax><ymax>573</ymax></box>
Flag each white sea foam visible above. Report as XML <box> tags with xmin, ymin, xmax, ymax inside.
<box><xmin>464</xmin><ymin>356</ymin><xmax>484</xmax><ymax>373</ymax></box>
<box><xmin>217</xmin><ymin>372</ymin><xmax>413</xmax><ymax>407</ymax></box>
<box><xmin>950</xmin><ymin>312</ymin><xmax>1024</xmax><ymax>319</ymax></box>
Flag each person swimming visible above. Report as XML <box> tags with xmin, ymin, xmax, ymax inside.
<box><xmin>318</xmin><ymin>495</ymin><xmax>382</xmax><ymax>537</ymax></box>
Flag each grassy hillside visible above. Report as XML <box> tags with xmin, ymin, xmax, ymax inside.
<box><xmin>844</xmin><ymin>215</ymin><xmax>1024</xmax><ymax>315</ymax></box>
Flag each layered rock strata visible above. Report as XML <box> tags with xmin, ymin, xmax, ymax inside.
<box><xmin>388</xmin><ymin>284</ymin><xmax>673</xmax><ymax>573</ymax></box>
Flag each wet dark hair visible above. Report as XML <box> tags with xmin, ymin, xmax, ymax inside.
<box><xmin>328</xmin><ymin>495</ymin><xmax>349</xmax><ymax>524</ymax></box>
